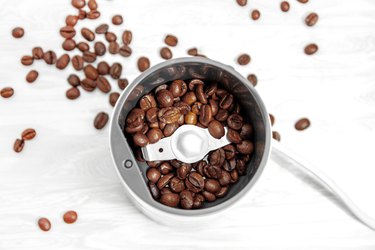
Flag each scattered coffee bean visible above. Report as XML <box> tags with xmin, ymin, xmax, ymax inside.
<box><xmin>13</xmin><ymin>139</ymin><xmax>24</xmax><ymax>153</ymax></box>
<box><xmin>251</xmin><ymin>10</ymin><xmax>261</xmax><ymax>20</ymax></box>
<box><xmin>118</xmin><ymin>78</ymin><xmax>128</xmax><ymax>90</ymax></box>
<box><xmin>122</xmin><ymin>30</ymin><xmax>132</xmax><ymax>45</ymax></box>
<box><xmin>95</xmin><ymin>24</ymin><xmax>109</xmax><ymax>34</ymax></box>
<box><xmin>269</xmin><ymin>114</ymin><xmax>275</xmax><ymax>126</ymax></box>
<box><xmin>280</xmin><ymin>1</ymin><xmax>290</xmax><ymax>12</ymax></box>
<box><xmin>97</xmin><ymin>61</ymin><xmax>110</xmax><ymax>75</ymax></box>
<box><xmin>12</xmin><ymin>27</ymin><xmax>24</xmax><ymax>38</ymax></box>
<box><xmin>94</xmin><ymin>41</ymin><xmax>106</xmax><ymax>56</ymax></box>
<box><xmin>56</xmin><ymin>54</ymin><xmax>70</xmax><ymax>69</ymax></box>
<box><xmin>72</xmin><ymin>0</ymin><xmax>85</xmax><ymax>8</ymax></box>
<box><xmin>21</xmin><ymin>55</ymin><xmax>33</xmax><ymax>66</ymax></box>
<box><xmin>119</xmin><ymin>45</ymin><xmax>132</xmax><ymax>57</ymax></box>
<box><xmin>109</xmin><ymin>63</ymin><xmax>122</xmax><ymax>79</ymax></box>
<box><xmin>66</xmin><ymin>87</ymin><xmax>80</xmax><ymax>100</ymax></box>
<box><xmin>237</xmin><ymin>54</ymin><xmax>250</xmax><ymax>65</ymax></box>
<box><xmin>297</xmin><ymin>0</ymin><xmax>308</xmax><ymax>3</ymax></box>
<box><xmin>137</xmin><ymin>57</ymin><xmax>150</xmax><ymax>72</ymax></box>
<box><xmin>1</xmin><ymin>87</ymin><xmax>14</xmax><ymax>98</ymax></box>
<box><xmin>26</xmin><ymin>70</ymin><xmax>39</xmax><ymax>83</ymax></box>
<box><xmin>112</xmin><ymin>15</ymin><xmax>123</xmax><ymax>25</ymax></box>
<box><xmin>109</xmin><ymin>41</ymin><xmax>120</xmax><ymax>54</ymax></box>
<box><xmin>32</xmin><ymin>47</ymin><xmax>44</xmax><ymax>59</ymax></box>
<box><xmin>305</xmin><ymin>12</ymin><xmax>319</xmax><ymax>27</ymax></box>
<box><xmin>272</xmin><ymin>131</ymin><xmax>281</xmax><ymax>141</ymax></box>
<box><xmin>160</xmin><ymin>47</ymin><xmax>172</xmax><ymax>60</ymax></box>
<box><xmin>87</xmin><ymin>10</ymin><xmax>100</xmax><ymax>19</ymax></box>
<box><xmin>77</xmin><ymin>42</ymin><xmax>89</xmax><ymax>52</ymax></box>
<box><xmin>62</xmin><ymin>39</ymin><xmax>76</xmax><ymax>51</ymax></box>
<box><xmin>81</xmin><ymin>28</ymin><xmax>95</xmax><ymax>41</ymax></box>
<box><xmin>88</xmin><ymin>0</ymin><xmax>97</xmax><ymax>10</ymax></box>
<box><xmin>66</xmin><ymin>15</ymin><xmax>79</xmax><ymax>26</ymax></box>
<box><xmin>236</xmin><ymin>0</ymin><xmax>247</xmax><ymax>7</ymax></box>
<box><xmin>63</xmin><ymin>210</ymin><xmax>78</xmax><ymax>224</ymax></box>
<box><xmin>304</xmin><ymin>43</ymin><xmax>318</xmax><ymax>55</ymax></box>
<box><xmin>96</xmin><ymin>76</ymin><xmax>111</xmax><ymax>93</ymax></box>
<box><xmin>81</xmin><ymin>78</ymin><xmax>96</xmax><ymax>92</ymax></box>
<box><xmin>94</xmin><ymin>112</ymin><xmax>109</xmax><ymax>129</ymax></box>
<box><xmin>78</xmin><ymin>9</ymin><xmax>87</xmax><ymax>20</ymax></box>
<box><xmin>187</xmin><ymin>48</ymin><xmax>198</xmax><ymax>56</ymax></box>
<box><xmin>72</xmin><ymin>55</ymin><xmax>84</xmax><ymax>70</ymax></box>
<box><xmin>295</xmin><ymin>118</ymin><xmax>311</xmax><ymax>131</ymax></box>
<box><xmin>164</xmin><ymin>34</ymin><xmax>178</xmax><ymax>47</ymax></box>
<box><xmin>22</xmin><ymin>128</ymin><xmax>36</xmax><ymax>140</ymax></box>
<box><xmin>60</xmin><ymin>26</ymin><xmax>76</xmax><ymax>39</ymax></box>
<box><xmin>247</xmin><ymin>74</ymin><xmax>257</xmax><ymax>86</ymax></box>
<box><xmin>38</xmin><ymin>218</ymin><xmax>51</xmax><ymax>231</ymax></box>
<box><xmin>82</xmin><ymin>51</ymin><xmax>96</xmax><ymax>63</ymax></box>
<box><xmin>109</xmin><ymin>92</ymin><xmax>120</xmax><ymax>107</ymax></box>
<box><xmin>105</xmin><ymin>32</ymin><xmax>117</xmax><ymax>42</ymax></box>
<box><xmin>43</xmin><ymin>51</ymin><xmax>57</xmax><ymax>65</ymax></box>
<box><xmin>84</xmin><ymin>65</ymin><xmax>98</xmax><ymax>80</ymax></box>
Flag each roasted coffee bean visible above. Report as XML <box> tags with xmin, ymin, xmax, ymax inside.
<box><xmin>208</xmin><ymin>148</ymin><xmax>225</xmax><ymax>166</ymax></box>
<box><xmin>97</xmin><ymin>61</ymin><xmax>110</xmax><ymax>75</ymax></box>
<box><xmin>147</xmin><ymin>168</ymin><xmax>161</xmax><ymax>183</ymax></box>
<box><xmin>149</xmin><ymin>182</ymin><xmax>160</xmax><ymax>199</ymax></box>
<box><xmin>182</xmin><ymin>91</ymin><xmax>197</xmax><ymax>106</ymax></box>
<box><xmin>180</xmin><ymin>190</ymin><xmax>194</xmax><ymax>209</ymax></box>
<box><xmin>188</xmin><ymin>79</ymin><xmax>204</xmax><ymax>91</ymax></box>
<box><xmin>77</xmin><ymin>42</ymin><xmax>89</xmax><ymax>52</ymax></box>
<box><xmin>247</xmin><ymin>74</ymin><xmax>258</xmax><ymax>86</ymax></box>
<box><xmin>295</xmin><ymin>118</ymin><xmax>311</xmax><ymax>130</ymax></box>
<box><xmin>13</xmin><ymin>139</ymin><xmax>24</xmax><ymax>153</ymax></box>
<box><xmin>227</xmin><ymin>129</ymin><xmax>242</xmax><ymax>143</ymax></box>
<box><xmin>32</xmin><ymin>47</ymin><xmax>44</xmax><ymax>59</ymax></box>
<box><xmin>184</xmin><ymin>111</ymin><xmax>197</xmax><ymax>125</ymax></box>
<box><xmin>236</xmin><ymin>0</ymin><xmax>247</xmax><ymax>6</ymax></box>
<box><xmin>305</xmin><ymin>12</ymin><xmax>318</xmax><ymax>26</ymax></box>
<box><xmin>237</xmin><ymin>54</ymin><xmax>250</xmax><ymax>65</ymax></box>
<box><xmin>122</xmin><ymin>30</ymin><xmax>132</xmax><ymax>45</ymax></box>
<box><xmin>78</xmin><ymin>9</ymin><xmax>86</xmax><ymax>20</ymax></box>
<box><xmin>240</xmin><ymin>123</ymin><xmax>253</xmax><ymax>139</ymax></box>
<box><xmin>202</xmin><ymin>191</ymin><xmax>216</xmax><ymax>202</ymax></box>
<box><xmin>199</xmin><ymin>105</ymin><xmax>212</xmax><ymax>126</ymax></box>
<box><xmin>160</xmin><ymin>47</ymin><xmax>172</xmax><ymax>60</ymax></box>
<box><xmin>81</xmin><ymin>78</ymin><xmax>96</xmax><ymax>92</ymax></box>
<box><xmin>88</xmin><ymin>0</ymin><xmax>97</xmax><ymax>10</ymax></box>
<box><xmin>66</xmin><ymin>87</ymin><xmax>80</xmax><ymax>100</ymax></box>
<box><xmin>208</xmin><ymin>99</ymin><xmax>218</xmax><ymax>116</ymax></box>
<box><xmin>133</xmin><ymin>132</ymin><xmax>149</xmax><ymax>147</ymax></box>
<box><xmin>297</xmin><ymin>0</ymin><xmax>308</xmax><ymax>3</ymax></box>
<box><xmin>109</xmin><ymin>41</ymin><xmax>120</xmax><ymax>54</ymax></box>
<box><xmin>223</xmin><ymin>158</ymin><xmax>236</xmax><ymax>172</ymax></box>
<box><xmin>118</xmin><ymin>78</ymin><xmax>128</xmax><ymax>90</ymax></box>
<box><xmin>160</xmin><ymin>193</ymin><xmax>180</xmax><ymax>207</ymax></box>
<box><xmin>304</xmin><ymin>43</ymin><xmax>318</xmax><ymax>55</ymax></box>
<box><xmin>205</xmin><ymin>179</ymin><xmax>221</xmax><ymax>194</ymax></box>
<box><xmin>193</xmin><ymin>194</ymin><xmax>205</xmax><ymax>208</ymax></box>
<box><xmin>56</xmin><ymin>54</ymin><xmax>70</xmax><ymax>69</ymax></box>
<box><xmin>62</xmin><ymin>39</ymin><xmax>76</xmax><ymax>51</ymax></box>
<box><xmin>147</xmin><ymin>161</ymin><xmax>162</xmax><ymax>168</ymax></box>
<box><xmin>125</xmin><ymin>120</ymin><xmax>143</xmax><ymax>134</ymax></box>
<box><xmin>127</xmin><ymin>108</ymin><xmax>145</xmax><ymax>125</ymax></box>
<box><xmin>119</xmin><ymin>45</ymin><xmax>132</xmax><ymax>57</ymax></box>
<box><xmin>236</xmin><ymin>159</ymin><xmax>247</xmax><ymax>175</ymax></box>
<box><xmin>146</xmin><ymin>107</ymin><xmax>158</xmax><ymax>123</ymax></box>
<box><xmin>110</xmin><ymin>63</ymin><xmax>122</xmax><ymax>79</ymax></box>
<box><xmin>170</xmin><ymin>177</ymin><xmax>185</xmax><ymax>193</ymax></box>
<box><xmin>160</xmin><ymin>187</ymin><xmax>172</xmax><ymax>195</ymax></box>
<box><xmin>191</xmin><ymin>102</ymin><xmax>202</xmax><ymax>114</ymax></box>
<box><xmin>158</xmin><ymin>107</ymin><xmax>180</xmax><ymax>124</ymax></box>
<box><xmin>154</xmin><ymin>84</ymin><xmax>168</xmax><ymax>94</ymax></box>
<box><xmin>43</xmin><ymin>51</ymin><xmax>57</xmax><ymax>65</ymax></box>
<box><xmin>215</xmin><ymin>109</ymin><xmax>229</xmax><ymax>122</ymax></box>
<box><xmin>21</xmin><ymin>55</ymin><xmax>33</xmax><ymax>66</ymax></box>
<box><xmin>169</xmin><ymin>80</ymin><xmax>187</xmax><ymax>98</ymax></box>
<box><xmin>223</xmin><ymin>144</ymin><xmax>236</xmax><ymax>160</ymax></box>
<box><xmin>87</xmin><ymin>10</ymin><xmax>100</xmax><ymax>19</ymax></box>
<box><xmin>147</xmin><ymin>128</ymin><xmax>163</xmax><ymax>143</ymax></box>
<box><xmin>156</xmin><ymin>89</ymin><xmax>174</xmax><ymax>108</ymax></box>
<box><xmin>208</xmin><ymin>120</ymin><xmax>225</xmax><ymax>139</ymax></box>
<box><xmin>96</xmin><ymin>76</ymin><xmax>111</xmax><ymax>93</ymax></box>
<box><xmin>109</xmin><ymin>92</ymin><xmax>120</xmax><ymax>107</ymax></box>
<box><xmin>230</xmin><ymin>169</ymin><xmax>239</xmax><ymax>183</ymax></box>
<box><xmin>63</xmin><ymin>211</ymin><xmax>78</xmax><ymax>224</ymax></box>
<box><xmin>174</xmin><ymin>101</ymin><xmax>191</xmax><ymax>115</ymax></box>
<box><xmin>219</xmin><ymin>94</ymin><xmax>233</xmax><ymax>110</ymax></box>
<box><xmin>140</xmin><ymin>94</ymin><xmax>157</xmax><ymax>111</ymax></box>
<box><xmin>84</xmin><ymin>65</ymin><xmax>98</xmax><ymax>80</ymax></box>
<box><xmin>159</xmin><ymin>162</ymin><xmax>173</xmax><ymax>175</ymax></box>
<box><xmin>157</xmin><ymin>173</ymin><xmax>174</xmax><ymax>189</ymax></box>
<box><xmin>137</xmin><ymin>57</ymin><xmax>150</xmax><ymax>72</ymax></box>
<box><xmin>95</xmin><ymin>24</ymin><xmax>109</xmax><ymax>34</ymax></box>
<box><xmin>280</xmin><ymin>1</ymin><xmax>290</xmax><ymax>12</ymax></box>
<box><xmin>26</xmin><ymin>70</ymin><xmax>39</xmax><ymax>83</ymax></box>
<box><xmin>105</xmin><ymin>32</ymin><xmax>117</xmax><ymax>42</ymax></box>
<box><xmin>218</xmin><ymin>170</ymin><xmax>231</xmax><ymax>186</ymax></box>
<box><xmin>21</xmin><ymin>128</ymin><xmax>36</xmax><ymax>140</ymax></box>
<box><xmin>12</xmin><ymin>27</ymin><xmax>24</xmax><ymax>38</ymax></box>
<box><xmin>236</xmin><ymin>140</ymin><xmax>254</xmax><ymax>154</ymax></box>
<box><xmin>216</xmin><ymin>88</ymin><xmax>228</xmax><ymax>98</ymax></box>
<box><xmin>227</xmin><ymin>114</ymin><xmax>243</xmax><ymax>130</ymax></box>
<box><xmin>177</xmin><ymin>164</ymin><xmax>192</xmax><ymax>180</ymax></box>
<box><xmin>251</xmin><ymin>9</ymin><xmax>261</xmax><ymax>20</ymax></box>
<box><xmin>269</xmin><ymin>113</ymin><xmax>275</xmax><ymax>126</ymax></box>
<box><xmin>187</xmin><ymin>48</ymin><xmax>198</xmax><ymax>56</ymax></box>
<box><xmin>1</xmin><ymin>87</ymin><xmax>14</xmax><ymax>98</ymax></box>
<box><xmin>68</xmin><ymin>74</ymin><xmax>80</xmax><ymax>87</ymax></box>
<box><xmin>72</xmin><ymin>0</ymin><xmax>85</xmax><ymax>8</ymax></box>
<box><xmin>60</xmin><ymin>26</ymin><xmax>76</xmax><ymax>39</ymax></box>
<box><xmin>94</xmin><ymin>112</ymin><xmax>109</xmax><ymax>129</ymax></box>
<box><xmin>203</xmin><ymin>165</ymin><xmax>222</xmax><ymax>179</ymax></box>
<box><xmin>66</xmin><ymin>15</ymin><xmax>79</xmax><ymax>26</ymax></box>
<box><xmin>94</xmin><ymin>42</ymin><xmax>106</xmax><ymax>56</ymax></box>
<box><xmin>82</xmin><ymin>51</ymin><xmax>96</xmax><ymax>63</ymax></box>
<box><xmin>164</xmin><ymin>34</ymin><xmax>178</xmax><ymax>47</ymax></box>
<box><xmin>185</xmin><ymin>172</ymin><xmax>204</xmax><ymax>193</ymax></box>
<box><xmin>216</xmin><ymin>186</ymin><xmax>229</xmax><ymax>198</ymax></box>
<box><xmin>38</xmin><ymin>218</ymin><xmax>51</xmax><ymax>231</ymax></box>
<box><xmin>112</xmin><ymin>15</ymin><xmax>123</xmax><ymax>25</ymax></box>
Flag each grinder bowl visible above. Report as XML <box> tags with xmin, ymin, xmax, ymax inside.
<box><xmin>110</xmin><ymin>57</ymin><xmax>271</xmax><ymax>223</ymax></box>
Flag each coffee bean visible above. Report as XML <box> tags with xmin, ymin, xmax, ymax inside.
<box><xmin>83</xmin><ymin>51</ymin><xmax>96</xmax><ymax>63</ymax></box>
<box><xmin>21</xmin><ymin>55</ymin><xmax>33</xmax><ymax>66</ymax></box>
<box><xmin>77</xmin><ymin>42</ymin><xmax>89</xmax><ymax>52</ymax></box>
<box><xmin>240</xmin><ymin>123</ymin><xmax>253</xmax><ymax>139</ymax></box>
<box><xmin>230</xmin><ymin>169</ymin><xmax>239</xmax><ymax>183</ymax></box>
<box><xmin>140</xmin><ymin>94</ymin><xmax>157</xmax><ymax>111</ymax></box>
<box><xmin>60</xmin><ymin>26</ymin><xmax>76</xmax><ymax>39</ymax></box>
<box><xmin>185</xmin><ymin>172</ymin><xmax>204</xmax><ymax>193</ymax></box>
<box><xmin>280</xmin><ymin>1</ymin><xmax>290</xmax><ymax>12</ymax></box>
<box><xmin>164</xmin><ymin>34</ymin><xmax>178</xmax><ymax>47</ymax></box>
<box><xmin>237</xmin><ymin>54</ymin><xmax>250</xmax><ymax>65</ymax></box>
<box><xmin>112</xmin><ymin>15</ymin><xmax>123</xmax><ymax>25</ymax></box>
<box><xmin>160</xmin><ymin>47</ymin><xmax>172</xmax><ymax>60</ymax></box>
<box><xmin>81</xmin><ymin>78</ymin><xmax>96</xmax><ymax>92</ymax></box>
<box><xmin>170</xmin><ymin>177</ymin><xmax>185</xmax><ymax>193</ymax></box>
<box><xmin>295</xmin><ymin>118</ymin><xmax>311</xmax><ymax>130</ymax></box>
<box><xmin>12</xmin><ymin>27</ymin><xmax>24</xmax><ymax>38</ymax></box>
<box><xmin>63</xmin><ymin>210</ymin><xmax>78</xmax><ymax>224</ymax></box>
<box><xmin>26</xmin><ymin>70</ymin><xmax>39</xmax><ymax>83</ymax></box>
<box><xmin>202</xmin><ymin>191</ymin><xmax>216</xmax><ymax>202</ymax></box>
<box><xmin>247</xmin><ymin>74</ymin><xmax>257</xmax><ymax>86</ymax></box>
<box><xmin>187</xmin><ymin>48</ymin><xmax>198</xmax><ymax>56</ymax></box>
<box><xmin>147</xmin><ymin>168</ymin><xmax>161</xmax><ymax>183</ymax></box>
<box><xmin>158</xmin><ymin>107</ymin><xmax>180</xmax><ymax>124</ymax></box>
<box><xmin>236</xmin><ymin>0</ymin><xmax>247</xmax><ymax>6</ymax></box>
<box><xmin>156</xmin><ymin>89</ymin><xmax>174</xmax><ymax>108</ymax></box>
<box><xmin>182</xmin><ymin>91</ymin><xmax>197</xmax><ymax>106</ymax></box>
<box><xmin>208</xmin><ymin>120</ymin><xmax>225</xmax><ymax>139</ymax></box>
<box><xmin>215</xmin><ymin>109</ymin><xmax>229</xmax><ymax>121</ymax></box>
<box><xmin>188</xmin><ymin>79</ymin><xmax>204</xmax><ymax>91</ymax></box>
<box><xmin>223</xmin><ymin>144</ymin><xmax>236</xmax><ymax>160</ymax></box>
<box><xmin>43</xmin><ymin>51</ymin><xmax>57</xmax><ymax>65</ymax></box>
<box><xmin>109</xmin><ymin>92</ymin><xmax>120</xmax><ymax>107</ymax></box>
<box><xmin>109</xmin><ymin>41</ymin><xmax>120</xmax><ymax>54</ymax></box>
<box><xmin>88</xmin><ymin>0</ymin><xmax>97</xmax><ymax>10</ymax></box>
<box><xmin>191</xmin><ymin>102</ymin><xmax>202</xmax><ymax>115</ymax></box>
<box><xmin>94</xmin><ymin>112</ymin><xmax>109</xmax><ymax>129</ymax></box>
<box><xmin>137</xmin><ymin>57</ymin><xmax>150</xmax><ymax>72</ymax></box>
<box><xmin>227</xmin><ymin>114</ymin><xmax>243</xmax><ymax>130</ymax></box>
<box><xmin>122</xmin><ymin>30</ymin><xmax>132</xmax><ymax>45</ymax></box>
<box><xmin>157</xmin><ymin>173</ymin><xmax>174</xmax><ymax>189</ymax></box>
<box><xmin>208</xmin><ymin>148</ymin><xmax>225</xmax><ymax>166</ymax></box>
<box><xmin>38</xmin><ymin>218</ymin><xmax>51</xmax><ymax>231</ymax></box>
<box><xmin>56</xmin><ymin>54</ymin><xmax>70</xmax><ymax>69</ymax></box>
<box><xmin>13</xmin><ymin>139</ymin><xmax>24</xmax><ymax>153</ymax></box>
<box><xmin>1</xmin><ymin>87</ymin><xmax>14</xmax><ymax>98</ymax></box>
<box><xmin>109</xmin><ymin>63</ymin><xmax>122</xmax><ymax>79</ymax></box>
<box><xmin>180</xmin><ymin>190</ymin><xmax>194</xmax><ymax>209</ymax></box>
<box><xmin>72</xmin><ymin>0</ymin><xmax>85</xmax><ymax>8</ymax></box>
<box><xmin>62</xmin><ymin>39</ymin><xmax>76</xmax><ymax>51</ymax></box>
<box><xmin>105</xmin><ymin>32</ymin><xmax>117</xmax><ymax>42</ymax></box>
<box><xmin>21</xmin><ymin>128</ymin><xmax>36</xmax><ymax>140</ymax></box>
<box><xmin>84</xmin><ymin>65</ymin><xmax>98</xmax><ymax>80</ymax></box>
<box><xmin>160</xmin><ymin>193</ymin><xmax>180</xmax><ymax>207</ymax></box>
<box><xmin>236</xmin><ymin>140</ymin><xmax>254</xmax><ymax>154</ymax></box>
<box><xmin>216</xmin><ymin>186</ymin><xmax>229</xmax><ymax>198</ymax></box>
<box><xmin>193</xmin><ymin>194</ymin><xmax>205</xmax><ymax>208</ymax></box>
<box><xmin>72</xmin><ymin>55</ymin><xmax>84</xmax><ymax>70</ymax></box>
<box><xmin>78</xmin><ymin>9</ymin><xmax>86</xmax><ymax>20</ymax></box>
<box><xmin>219</xmin><ymin>94</ymin><xmax>233</xmax><ymax>109</ymax></box>
<box><xmin>269</xmin><ymin>113</ymin><xmax>275</xmax><ymax>126</ymax></box>
<box><xmin>251</xmin><ymin>9</ymin><xmax>261</xmax><ymax>20</ymax></box>
<box><xmin>184</xmin><ymin>111</ymin><xmax>197</xmax><ymax>125</ymax></box>
<box><xmin>32</xmin><ymin>47</ymin><xmax>44</xmax><ymax>59</ymax></box>
<box><xmin>119</xmin><ymin>45</ymin><xmax>132</xmax><ymax>57</ymax></box>
<box><xmin>272</xmin><ymin>131</ymin><xmax>281</xmax><ymax>141</ymax></box>
<box><xmin>94</xmin><ymin>42</ymin><xmax>106</xmax><ymax>56</ymax></box>
<box><xmin>66</xmin><ymin>15</ymin><xmax>79</xmax><ymax>26</ymax></box>
<box><xmin>96</xmin><ymin>76</ymin><xmax>111</xmax><ymax>93</ymax></box>
<box><xmin>305</xmin><ymin>12</ymin><xmax>319</xmax><ymax>26</ymax></box>
<box><xmin>227</xmin><ymin>129</ymin><xmax>242</xmax><ymax>143</ymax></box>
<box><xmin>169</xmin><ymin>80</ymin><xmax>187</xmax><ymax>98</ymax></box>
<box><xmin>146</xmin><ymin>128</ymin><xmax>162</xmax><ymax>144</ymax></box>
<box><xmin>92</xmin><ymin>62</ymin><xmax>107</xmax><ymax>76</ymax></box>
<box><xmin>199</xmin><ymin>105</ymin><xmax>213</xmax><ymax>126</ymax></box>
<box><xmin>304</xmin><ymin>43</ymin><xmax>318</xmax><ymax>55</ymax></box>
<box><xmin>117</xmin><ymin>78</ymin><xmax>129</xmax><ymax>90</ymax></box>
<box><xmin>149</xmin><ymin>182</ymin><xmax>160</xmax><ymax>199</ymax></box>
<box><xmin>133</xmin><ymin>132</ymin><xmax>149</xmax><ymax>147</ymax></box>
<box><xmin>205</xmin><ymin>179</ymin><xmax>221</xmax><ymax>194</ymax></box>
<box><xmin>297</xmin><ymin>0</ymin><xmax>308</xmax><ymax>3</ymax></box>
<box><xmin>66</xmin><ymin>87</ymin><xmax>80</xmax><ymax>100</ymax></box>
<box><xmin>177</xmin><ymin>164</ymin><xmax>192</xmax><ymax>180</ymax></box>
<box><xmin>95</xmin><ymin>24</ymin><xmax>109</xmax><ymax>34</ymax></box>
<box><xmin>87</xmin><ymin>10</ymin><xmax>100</xmax><ymax>19</ymax></box>
<box><xmin>218</xmin><ymin>170</ymin><xmax>231</xmax><ymax>186</ymax></box>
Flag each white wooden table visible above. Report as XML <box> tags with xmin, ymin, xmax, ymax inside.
<box><xmin>1</xmin><ymin>0</ymin><xmax>375</xmax><ymax>249</ymax></box>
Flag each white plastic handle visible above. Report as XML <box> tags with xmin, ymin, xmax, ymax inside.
<box><xmin>271</xmin><ymin>139</ymin><xmax>375</xmax><ymax>230</ymax></box>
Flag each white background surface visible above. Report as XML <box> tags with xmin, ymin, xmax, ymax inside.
<box><xmin>1</xmin><ymin>0</ymin><xmax>375</xmax><ymax>249</ymax></box>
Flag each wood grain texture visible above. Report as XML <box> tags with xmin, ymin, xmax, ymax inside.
<box><xmin>1</xmin><ymin>0</ymin><xmax>375</xmax><ymax>249</ymax></box>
